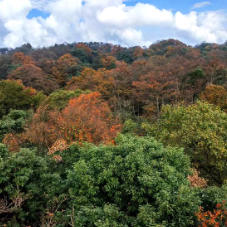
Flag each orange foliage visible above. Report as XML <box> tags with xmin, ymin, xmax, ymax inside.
<box><xmin>132</xmin><ymin>71</ymin><xmax>176</xmax><ymax>116</ymax></box>
<box><xmin>110</xmin><ymin>45</ymin><xmax>123</xmax><ymax>57</ymax></box>
<box><xmin>53</xmin><ymin>155</ymin><xmax>63</xmax><ymax>163</ymax></box>
<box><xmin>188</xmin><ymin>169</ymin><xmax>208</xmax><ymax>188</ymax></box>
<box><xmin>22</xmin><ymin>92</ymin><xmax>121</xmax><ymax>149</ymax></box>
<box><xmin>51</xmin><ymin>92</ymin><xmax>121</xmax><ymax>145</ymax></box>
<box><xmin>200</xmin><ymin>84</ymin><xmax>227</xmax><ymax>110</ymax></box>
<box><xmin>67</xmin><ymin>68</ymin><xmax>97</xmax><ymax>90</ymax></box>
<box><xmin>24</xmin><ymin>87</ymin><xmax>37</xmax><ymax>97</ymax></box>
<box><xmin>196</xmin><ymin>201</ymin><xmax>227</xmax><ymax>227</ymax></box>
<box><xmin>47</xmin><ymin>139</ymin><xmax>67</xmax><ymax>162</ymax></box>
<box><xmin>67</xmin><ymin>68</ymin><xmax>115</xmax><ymax>99</ymax></box>
<box><xmin>52</xmin><ymin>53</ymin><xmax>77</xmax><ymax>86</ymax></box>
<box><xmin>20</xmin><ymin>104</ymin><xmax>58</xmax><ymax>148</ymax></box>
<box><xmin>101</xmin><ymin>56</ymin><xmax>116</xmax><ymax>69</ymax></box>
<box><xmin>3</xmin><ymin>133</ymin><xmax>20</xmax><ymax>153</ymax></box>
<box><xmin>133</xmin><ymin>46</ymin><xmax>144</xmax><ymax>59</ymax></box>
<box><xmin>8</xmin><ymin>64</ymin><xmax>59</xmax><ymax>94</ymax></box>
<box><xmin>11</xmin><ymin>52</ymin><xmax>35</xmax><ymax>65</ymax></box>
<box><xmin>75</xmin><ymin>43</ymin><xmax>92</xmax><ymax>56</ymax></box>
<box><xmin>48</xmin><ymin>139</ymin><xmax>68</xmax><ymax>155</ymax></box>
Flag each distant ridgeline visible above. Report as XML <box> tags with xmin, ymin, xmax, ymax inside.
<box><xmin>0</xmin><ymin>47</ymin><xmax>12</xmax><ymax>55</ymax></box>
<box><xmin>0</xmin><ymin>38</ymin><xmax>226</xmax><ymax>113</ymax></box>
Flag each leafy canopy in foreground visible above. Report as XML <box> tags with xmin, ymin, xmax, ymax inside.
<box><xmin>0</xmin><ymin>135</ymin><xmax>205</xmax><ymax>226</ymax></box>
<box><xmin>65</xmin><ymin>134</ymin><xmax>199</xmax><ymax>226</ymax></box>
<box><xmin>146</xmin><ymin>101</ymin><xmax>227</xmax><ymax>185</ymax></box>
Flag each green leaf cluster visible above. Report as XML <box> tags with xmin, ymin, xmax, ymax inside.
<box><xmin>0</xmin><ymin>110</ymin><xmax>29</xmax><ymax>141</ymax></box>
<box><xmin>42</xmin><ymin>89</ymin><xmax>90</xmax><ymax>111</ymax></box>
<box><xmin>0</xmin><ymin>80</ymin><xmax>45</xmax><ymax>118</ymax></box>
<box><xmin>1</xmin><ymin>134</ymin><xmax>227</xmax><ymax>226</ymax></box>
<box><xmin>65</xmin><ymin>134</ymin><xmax>199</xmax><ymax>226</ymax></box>
<box><xmin>145</xmin><ymin>101</ymin><xmax>227</xmax><ymax>184</ymax></box>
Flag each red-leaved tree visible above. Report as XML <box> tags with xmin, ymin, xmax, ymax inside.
<box><xmin>22</xmin><ymin>92</ymin><xmax>121</xmax><ymax>149</ymax></box>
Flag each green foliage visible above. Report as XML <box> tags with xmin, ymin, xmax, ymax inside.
<box><xmin>0</xmin><ymin>80</ymin><xmax>45</xmax><ymax>118</ymax></box>
<box><xmin>30</xmin><ymin>91</ymin><xmax>46</xmax><ymax>110</ymax></box>
<box><xmin>66</xmin><ymin>134</ymin><xmax>200</xmax><ymax>226</ymax></box>
<box><xmin>72</xmin><ymin>48</ymin><xmax>91</xmax><ymax>63</ymax></box>
<box><xmin>43</xmin><ymin>89</ymin><xmax>90</xmax><ymax>110</ymax></box>
<box><xmin>117</xmin><ymin>49</ymin><xmax>133</xmax><ymax>63</ymax></box>
<box><xmin>0</xmin><ymin>55</ymin><xmax>12</xmax><ymax>80</ymax></box>
<box><xmin>0</xmin><ymin>135</ymin><xmax>204</xmax><ymax>226</ymax></box>
<box><xmin>146</xmin><ymin>101</ymin><xmax>227</xmax><ymax>185</ymax></box>
<box><xmin>122</xmin><ymin>119</ymin><xmax>138</xmax><ymax>133</ymax></box>
<box><xmin>198</xmin><ymin>185</ymin><xmax>227</xmax><ymax>211</ymax></box>
<box><xmin>185</xmin><ymin>68</ymin><xmax>205</xmax><ymax>86</ymax></box>
<box><xmin>0</xmin><ymin>146</ymin><xmax>64</xmax><ymax>225</ymax></box>
<box><xmin>0</xmin><ymin>110</ymin><xmax>28</xmax><ymax>141</ymax></box>
<box><xmin>0</xmin><ymin>80</ymin><xmax>31</xmax><ymax>117</ymax></box>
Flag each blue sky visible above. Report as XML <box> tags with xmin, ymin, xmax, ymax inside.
<box><xmin>125</xmin><ymin>0</ymin><xmax>226</xmax><ymax>12</ymax></box>
<box><xmin>0</xmin><ymin>0</ymin><xmax>227</xmax><ymax>48</ymax></box>
<box><xmin>27</xmin><ymin>0</ymin><xmax>226</xmax><ymax>19</ymax></box>
<box><xmin>27</xmin><ymin>9</ymin><xmax>50</xmax><ymax>19</ymax></box>
<box><xmin>27</xmin><ymin>0</ymin><xmax>227</xmax><ymax>17</ymax></box>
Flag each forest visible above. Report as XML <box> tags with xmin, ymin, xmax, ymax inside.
<box><xmin>1</xmin><ymin>39</ymin><xmax>227</xmax><ymax>226</ymax></box>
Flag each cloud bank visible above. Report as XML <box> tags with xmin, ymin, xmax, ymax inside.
<box><xmin>0</xmin><ymin>0</ymin><xmax>226</xmax><ymax>48</ymax></box>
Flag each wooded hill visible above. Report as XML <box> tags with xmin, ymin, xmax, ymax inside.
<box><xmin>1</xmin><ymin>39</ymin><xmax>227</xmax><ymax>226</ymax></box>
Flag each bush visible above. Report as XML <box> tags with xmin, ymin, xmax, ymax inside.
<box><xmin>65</xmin><ymin>134</ymin><xmax>200</xmax><ymax>226</ymax></box>
<box><xmin>0</xmin><ymin>110</ymin><xmax>28</xmax><ymax>141</ymax></box>
<box><xmin>146</xmin><ymin>101</ymin><xmax>227</xmax><ymax>185</ymax></box>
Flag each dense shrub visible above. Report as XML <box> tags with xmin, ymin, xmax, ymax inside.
<box><xmin>145</xmin><ymin>101</ymin><xmax>227</xmax><ymax>185</ymax></box>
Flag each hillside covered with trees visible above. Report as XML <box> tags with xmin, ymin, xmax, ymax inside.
<box><xmin>1</xmin><ymin>39</ymin><xmax>227</xmax><ymax>226</ymax></box>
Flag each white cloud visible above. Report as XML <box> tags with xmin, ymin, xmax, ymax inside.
<box><xmin>97</xmin><ymin>3</ymin><xmax>174</xmax><ymax>28</ymax></box>
<box><xmin>30</xmin><ymin>0</ymin><xmax>55</xmax><ymax>10</ymax></box>
<box><xmin>0</xmin><ymin>0</ymin><xmax>31</xmax><ymax>21</ymax></box>
<box><xmin>192</xmin><ymin>1</ymin><xmax>211</xmax><ymax>9</ymax></box>
<box><xmin>174</xmin><ymin>10</ymin><xmax>227</xmax><ymax>44</ymax></box>
<box><xmin>0</xmin><ymin>0</ymin><xmax>226</xmax><ymax>48</ymax></box>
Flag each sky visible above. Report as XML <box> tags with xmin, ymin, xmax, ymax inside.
<box><xmin>0</xmin><ymin>0</ymin><xmax>227</xmax><ymax>48</ymax></box>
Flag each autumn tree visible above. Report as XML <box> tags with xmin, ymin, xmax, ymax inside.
<box><xmin>72</xmin><ymin>43</ymin><xmax>93</xmax><ymax>63</ymax></box>
<box><xmin>196</xmin><ymin>201</ymin><xmax>227</xmax><ymax>227</ymax></box>
<box><xmin>204</xmin><ymin>60</ymin><xmax>227</xmax><ymax>85</ymax></box>
<box><xmin>200</xmin><ymin>84</ymin><xmax>227</xmax><ymax>110</ymax></box>
<box><xmin>188</xmin><ymin>169</ymin><xmax>208</xmax><ymax>188</ymax></box>
<box><xmin>132</xmin><ymin>70</ymin><xmax>177</xmax><ymax>118</ymax></box>
<box><xmin>11</xmin><ymin>52</ymin><xmax>35</xmax><ymax>65</ymax></box>
<box><xmin>8</xmin><ymin>64</ymin><xmax>59</xmax><ymax>94</ymax></box>
<box><xmin>67</xmin><ymin>67</ymin><xmax>97</xmax><ymax>91</ymax></box>
<box><xmin>22</xmin><ymin>92</ymin><xmax>121</xmax><ymax>148</ymax></box>
<box><xmin>75</xmin><ymin>43</ymin><xmax>92</xmax><ymax>57</ymax></box>
<box><xmin>37</xmin><ymin>58</ymin><xmax>55</xmax><ymax>77</ymax></box>
<box><xmin>101</xmin><ymin>55</ymin><xmax>117</xmax><ymax>69</ymax></box>
<box><xmin>132</xmin><ymin>46</ymin><xmax>144</xmax><ymax>60</ymax></box>
<box><xmin>52</xmin><ymin>53</ymin><xmax>78</xmax><ymax>87</ymax></box>
<box><xmin>67</xmin><ymin>67</ymin><xmax>115</xmax><ymax>101</ymax></box>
